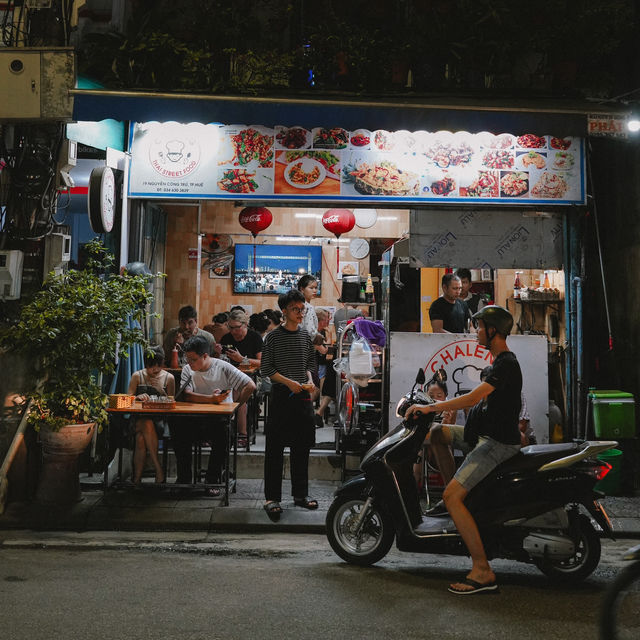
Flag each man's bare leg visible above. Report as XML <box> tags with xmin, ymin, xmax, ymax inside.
<box><xmin>443</xmin><ymin>479</ymin><xmax>496</xmax><ymax>590</ymax></box>
<box><xmin>429</xmin><ymin>426</ymin><xmax>456</xmax><ymax>485</ymax></box>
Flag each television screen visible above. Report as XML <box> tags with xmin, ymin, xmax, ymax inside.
<box><xmin>233</xmin><ymin>244</ymin><xmax>322</xmax><ymax>295</ymax></box>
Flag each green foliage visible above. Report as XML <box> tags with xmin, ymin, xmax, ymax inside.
<box><xmin>4</xmin><ymin>240</ymin><xmax>156</xmax><ymax>431</ymax></box>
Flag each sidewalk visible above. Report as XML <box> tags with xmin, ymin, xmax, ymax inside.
<box><xmin>1</xmin><ymin>477</ymin><xmax>639</xmax><ymax>537</ymax></box>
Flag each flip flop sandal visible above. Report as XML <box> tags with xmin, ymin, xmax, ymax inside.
<box><xmin>294</xmin><ymin>497</ymin><xmax>319</xmax><ymax>510</ymax></box>
<box><xmin>204</xmin><ymin>487</ymin><xmax>221</xmax><ymax>497</ymax></box>
<box><xmin>448</xmin><ymin>578</ymin><xmax>499</xmax><ymax>595</ymax></box>
<box><xmin>264</xmin><ymin>501</ymin><xmax>282</xmax><ymax>521</ymax></box>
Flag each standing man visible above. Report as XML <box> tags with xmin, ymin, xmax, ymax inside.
<box><xmin>173</xmin><ymin>335</ymin><xmax>255</xmax><ymax>496</ymax></box>
<box><xmin>220</xmin><ymin>309</ymin><xmax>263</xmax><ymax>448</ymax></box>
<box><xmin>164</xmin><ymin>305</ymin><xmax>216</xmax><ymax>366</ymax></box>
<box><xmin>456</xmin><ymin>268</ymin><xmax>484</xmax><ymax>315</ymax></box>
<box><xmin>260</xmin><ymin>289</ymin><xmax>318</xmax><ymax>521</ymax></box>
<box><xmin>429</xmin><ymin>273</ymin><xmax>470</xmax><ymax>333</ymax></box>
<box><xmin>407</xmin><ymin>306</ymin><xmax>521</xmax><ymax>595</ymax></box>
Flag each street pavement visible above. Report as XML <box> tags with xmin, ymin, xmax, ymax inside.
<box><xmin>1</xmin><ymin>476</ymin><xmax>640</xmax><ymax>537</ymax></box>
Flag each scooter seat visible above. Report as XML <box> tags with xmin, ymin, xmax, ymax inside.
<box><xmin>521</xmin><ymin>443</ymin><xmax>577</xmax><ymax>456</ymax></box>
<box><xmin>496</xmin><ymin>443</ymin><xmax>580</xmax><ymax>474</ymax></box>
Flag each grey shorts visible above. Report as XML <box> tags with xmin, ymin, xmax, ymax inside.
<box><xmin>454</xmin><ymin>436</ymin><xmax>520</xmax><ymax>491</ymax></box>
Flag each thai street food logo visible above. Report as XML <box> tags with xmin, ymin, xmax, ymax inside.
<box><xmin>426</xmin><ymin>339</ymin><xmax>493</xmax><ymax>397</ymax></box>
<box><xmin>149</xmin><ymin>135</ymin><xmax>201</xmax><ymax>178</ymax></box>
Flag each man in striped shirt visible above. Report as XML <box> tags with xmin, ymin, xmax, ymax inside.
<box><xmin>261</xmin><ymin>289</ymin><xmax>318</xmax><ymax>520</ymax></box>
<box><xmin>172</xmin><ymin>335</ymin><xmax>255</xmax><ymax>496</ymax></box>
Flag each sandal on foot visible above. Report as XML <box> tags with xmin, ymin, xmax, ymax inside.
<box><xmin>264</xmin><ymin>501</ymin><xmax>282</xmax><ymax>521</ymax></box>
<box><xmin>448</xmin><ymin>578</ymin><xmax>499</xmax><ymax>595</ymax></box>
<box><xmin>204</xmin><ymin>487</ymin><xmax>221</xmax><ymax>497</ymax></box>
<box><xmin>294</xmin><ymin>497</ymin><xmax>318</xmax><ymax>510</ymax></box>
<box><xmin>237</xmin><ymin>434</ymin><xmax>248</xmax><ymax>448</ymax></box>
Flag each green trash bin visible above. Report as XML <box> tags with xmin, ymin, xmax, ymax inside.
<box><xmin>594</xmin><ymin>448</ymin><xmax>623</xmax><ymax>495</ymax></box>
<box><xmin>589</xmin><ymin>389</ymin><xmax>636</xmax><ymax>439</ymax></box>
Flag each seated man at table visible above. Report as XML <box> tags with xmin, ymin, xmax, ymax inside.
<box><xmin>163</xmin><ymin>305</ymin><xmax>217</xmax><ymax>367</ymax></box>
<box><xmin>219</xmin><ymin>309</ymin><xmax>263</xmax><ymax>448</ymax></box>
<box><xmin>171</xmin><ymin>334</ymin><xmax>256</xmax><ymax>496</ymax></box>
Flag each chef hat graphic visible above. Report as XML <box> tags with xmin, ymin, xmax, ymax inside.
<box><xmin>165</xmin><ymin>139</ymin><xmax>184</xmax><ymax>161</ymax></box>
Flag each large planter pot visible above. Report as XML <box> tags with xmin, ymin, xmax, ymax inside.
<box><xmin>35</xmin><ymin>422</ymin><xmax>96</xmax><ymax>505</ymax></box>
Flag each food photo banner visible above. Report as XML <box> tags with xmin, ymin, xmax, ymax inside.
<box><xmin>128</xmin><ymin>122</ymin><xmax>586</xmax><ymax>205</ymax></box>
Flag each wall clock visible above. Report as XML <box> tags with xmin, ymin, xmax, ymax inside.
<box><xmin>349</xmin><ymin>237</ymin><xmax>370</xmax><ymax>260</ymax></box>
<box><xmin>88</xmin><ymin>166</ymin><xmax>116</xmax><ymax>233</ymax></box>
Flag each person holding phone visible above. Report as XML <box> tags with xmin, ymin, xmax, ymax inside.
<box><xmin>171</xmin><ymin>335</ymin><xmax>255</xmax><ymax>496</ymax></box>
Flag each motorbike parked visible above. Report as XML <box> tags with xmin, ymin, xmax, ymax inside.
<box><xmin>326</xmin><ymin>368</ymin><xmax>617</xmax><ymax>584</ymax></box>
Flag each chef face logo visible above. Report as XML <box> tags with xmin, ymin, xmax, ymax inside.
<box><xmin>425</xmin><ymin>339</ymin><xmax>493</xmax><ymax>397</ymax></box>
<box><xmin>149</xmin><ymin>135</ymin><xmax>201</xmax><ymax>178</ymax></box>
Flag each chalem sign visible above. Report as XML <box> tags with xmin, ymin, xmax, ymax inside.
<box><xmin>128</xmin><ymin>122</ymin><xmax>586</xmax><ymax>205</ymax></box>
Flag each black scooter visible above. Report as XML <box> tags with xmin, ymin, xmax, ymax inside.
<box><xmin>326</xmin><ymin>369</ymin><xmax>616</xmax><ymax>584</ymax></box>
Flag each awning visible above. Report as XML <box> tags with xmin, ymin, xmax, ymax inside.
<box><xmin>68</xmin><ymin>89</ymin><xmax>622</xmax><ymax>136</ymax></box>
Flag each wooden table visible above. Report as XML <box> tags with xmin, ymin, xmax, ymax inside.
<box><xmin>106</xmin><ymin>401</ymin><xmax>239</xmax><ymax>505</ymax></box>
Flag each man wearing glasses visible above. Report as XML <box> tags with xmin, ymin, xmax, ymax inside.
<box><xmin>220</xmin><ymin>310</ymin><xmax>263</xmax><ymax>448</ymax></box>
<box><xmin>260</xmin><ymin>289</ymin><xmax>318</xmax><ymax>520</ymax></box>
<box><xmin>171</xmin><ymin>334</ymin><xmax>255</xmax><ymax>496</ymax></box>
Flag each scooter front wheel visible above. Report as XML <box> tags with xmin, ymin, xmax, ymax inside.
<box><xmin>326</xmin><ymin>494</ymin><xmax>395</xmax><ymax>566</ymax></box>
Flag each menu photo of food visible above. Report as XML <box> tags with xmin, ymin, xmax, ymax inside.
<box><xmin>481</xmin><ymin>148</ymin><xmax>515</xmax><ymax>170</ymax></box>
<box><xmin>341</xmin><ymin>152</ymin><xmax>420</xmax><ymax>197</ymax></box>
<box><xmin>312</xmin><ymin>127</ymin><xmax>349</xmax><ymax>149</ymax></box>
<box><xmin>425</xmin><ymin>134</ymin><xmax>476</xmax><ymax>169</ymax></box>
<box><xmin>550</xmin><ymin>136</ymin><xmax>573</xmax><ymax>151</ymax></box>
<box><xmin>218</xmin><ymin>125</ymin><xmax>275</xmax><ymax>168</ymax></box>
<box><xmin>516</xmin><ymin>134</ymin><xmax>547</xmax><ymax>150</ymax></box>
<box><xmin>216</xmin><ymin>167</ymin><xmax>274</xmax><ymax>195</ymax></box>
<box><xmin>530</xmin><ymin>171</ymin><xmax>570</xmax><ymax>199</ymax></box>
<box><xmin>458</xmin><ymin>169</ymin><xmax>499</xmax><ymax>198</ymax></box>
<box><xmin>516</xmin><ymin>151</ymin><xmax>547</xmax><ymax>171</ymax></box>
<box><xmin>423</xmin><ymin>168</ymin><xmax>458</xmax><ymax>198</ymax></box>
<box><xmin>478</xmin><ymin>132</ymin><xmax>515</xmax><ymax>150</ymax></box>
<box><xmin>273</xmin><ymin>150</ymin><xmax>341</xmax><ymax>195</ymax></box>
<box><xmin>551</xmin><ymin>150</ymin><xmax>575</xmax><ymax>171</ymax></box>
<box><xmin>372</xmin><ymin>130</ymin><xmax>395</xmax><ymax>152</ymax></box>
<box><xmin>500</xmin><ymin>171</ymin><xmax>529</xmax><ymax>198</ymax></box>
<box><xmin>349</xmin><ymin>129</ymin><xmax>372</xmax><ymax>149</ymax></box>
<box><xmin>274</xmin><ymin>126</ymin><xmax>312</xmax><ymax>150</ymax></box>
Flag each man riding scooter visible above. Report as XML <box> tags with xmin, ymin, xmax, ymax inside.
<box><xmin>406</xmin><ymin>305</ymin><xmax>522</xmax><ymax>595</ymax></box>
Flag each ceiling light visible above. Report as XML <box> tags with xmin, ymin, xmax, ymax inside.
<box><xmin>627</xmin><ymin>118</ymin><xmax>640</xmax><ymax>133</ymax></box>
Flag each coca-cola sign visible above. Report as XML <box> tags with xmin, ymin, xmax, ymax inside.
<box><xmin>322</xmin><ymin>208</ymin><xmax>355</xmax><ymax>237</ymax></box>
<box><xmin>239</xmin><ymin>207</ymin><xmax>273</xmax><ymax>237</ymax></box>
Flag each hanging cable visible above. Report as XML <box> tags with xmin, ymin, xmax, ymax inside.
<box><xmin>586</xmin><ymin>140</ymin><xmax>613</xmax><ymax>352</ymax></box>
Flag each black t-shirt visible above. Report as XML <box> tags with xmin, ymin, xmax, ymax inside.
<box><xmin>478</xmin><ymin>351</ymin><xmax>522</xmax><ymax>445</ymax></box>
<box><xmin>220</xmin><ymin>328</ymin><xmax>263</xmax><ymax>359</ymax></box>
<box><xmin>429</xmin><ymin>297</ymin><xmax>469</xmax><ymax>333</ymax></box>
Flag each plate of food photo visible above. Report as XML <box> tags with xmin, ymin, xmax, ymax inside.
<box><xmin>284</xmin><ymin>157</ymin><xmax>326</xmax><ymax>189</ymax></box>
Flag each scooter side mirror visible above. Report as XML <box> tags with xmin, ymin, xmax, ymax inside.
<box><xmin>415</xmin><ymin>368</ymin><xmax>426</xmax><ymax>386</ymax></box>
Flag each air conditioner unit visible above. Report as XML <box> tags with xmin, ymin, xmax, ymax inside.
<box><xmin>43</xmin><ymin>233</ymin><xmax>71</xmax><ymax>278</ymax></box>
<box><xmin>0</xmin><ymin>250</ymin><xmax>24</xmax><ymax>300</ymax></box>
<box><xmin>0</xmin><ymin>48</ymin><xmax>75</xmax><ymax>121</ymax></box>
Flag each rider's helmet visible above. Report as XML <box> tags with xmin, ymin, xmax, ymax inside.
<box><xmin>472</xmin><ymin>305</ymin><xmax>513</xmax><ymax>337</ymax></box>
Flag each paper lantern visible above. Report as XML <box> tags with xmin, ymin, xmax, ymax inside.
<box><xmin>322</xmin><ymin>208</ymin><xmax>355</xmax><ymax>238</ymax></box>
<box><xmin>239</xmin><ymin>207</ymin><xmax>273</xmax><ymax>237</ymax></box>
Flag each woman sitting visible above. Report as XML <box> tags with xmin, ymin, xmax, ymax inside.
<box><xmin>127</xmin><ymin>345</ymin><xmax>175</xmax><ymax>485</ymax></box>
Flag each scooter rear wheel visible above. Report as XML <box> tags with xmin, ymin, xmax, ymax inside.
<box><xmin>534</xmin><ymin>513</ymin><xmax>601</xmax><ymax>584</ymax></box>
<box><xmin>326</xmin><ymin>495</ymin><xmax>395</xmax><ymax>566</ymax></box>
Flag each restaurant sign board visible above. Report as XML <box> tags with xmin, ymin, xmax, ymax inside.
<box><xmin>128</xmin><ymin>122</ymin><xmax>585</xmax><ymax>205</ymax></box>
<box><xmin>587</xmin><ymin>114</ymin><xmax>628</xmax><ymax>138</ymax></box>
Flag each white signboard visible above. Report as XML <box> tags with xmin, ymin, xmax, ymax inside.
<box><xmin>388</xmin><ymin>332</ymin><xmax>549</xmax><ymax>443</ymax></box>
<box><xmin>128</xmin><ymin>122</ymin><xmax>585</xmax><ymax>205</ymax></box>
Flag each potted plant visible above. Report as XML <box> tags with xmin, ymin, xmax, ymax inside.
<box><xmin>5</xmin><ymin>240</ymin><xmax>154</xmax><ymax>504</ymax></box>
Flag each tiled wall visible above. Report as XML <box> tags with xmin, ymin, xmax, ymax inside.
<box><xmin>162</xmin><ymin>201</ymin><xmax>409</xmax><ymax>338</ymax></box>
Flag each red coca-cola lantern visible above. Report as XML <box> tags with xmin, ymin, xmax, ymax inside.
<box><xmin>322</xmin><ymin>209</ymin><xmax>355</xmax><ymax>275</ymax></box>
<box><xmin>239</xmin><ymin>207</ymin><xmax>273</xmax><ymax>238</ymax></box>
<box><xmin>322</xmin><ymin>208</ymin><xmax>355</xmax><ymax>238</ymax></box>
